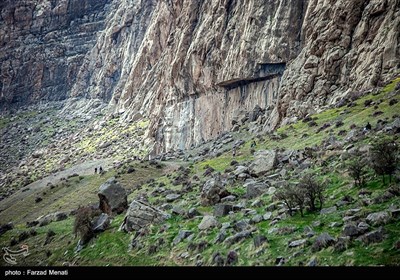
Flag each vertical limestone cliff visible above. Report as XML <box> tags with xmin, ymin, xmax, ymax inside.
<box><xmin>70</xmin><ymin>0</ymin><xmax>307</xmax><ymax>153</ymax></box>
<box><xmin>275</xmin><ymin>0</ymin><xmax>400</xmax><ymax>127</ymax></box>
<box><xmin>0</xmin><ymin>0</ymin><xmax>110</xmax><ymax>108</ymax></box>
<box><xmin>1</xmin><ymin>0</ymin><xmax>399</xmax><ymax>154</ymax></box>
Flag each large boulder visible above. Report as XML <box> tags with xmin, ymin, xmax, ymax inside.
<box><xmin>121</xmin><ymin>200</ymin><xmax>169</xmax><ymax>232</ymax></box>
<box><xmin>249</xmin><ymin>150</ymin><xmax>277</xmax><ymax>176</ymax></box>
<box><xmin>245</xmin><ymin>180</ymin><xmax>269</xmax><ymax>199</ymax></box>
<box><xmin>98</xmin><ymin>178</ymin><xmax>128</xmax><ymax>215</ymax></box>
<box><xmin>200</xmin><ymin>177</ymin><xmax>229</xmax><ymax>206</ymax></box>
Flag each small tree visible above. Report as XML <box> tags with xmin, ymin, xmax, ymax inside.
<box><xmin>370</xmin><ymin>139</ymin><xmax>399</xmax><ymax>184</ymax></box>
<box><xmin>275</xmin><ymin>184</ymin><xmax>306</xmax><ymax>217</ymax></box>
<box><xmin>275</xmin><ymin>186</ymin><xmax>296</xmax><ymax>216</ymax></box>
<box><xmin>298</xmin><ymin>173</ymin><xmax>325</xmax><ymax>212</ymax></box>
<box><xmin>347</xmin><ymin>151</ymin><xmax>368</xmax><ymax>187</ymax></box>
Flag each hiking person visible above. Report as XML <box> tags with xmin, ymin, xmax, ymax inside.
<box><xmin>94</xmin><ymin>167</ymin><xmax>97</xmax><ymax>174</ymax></box>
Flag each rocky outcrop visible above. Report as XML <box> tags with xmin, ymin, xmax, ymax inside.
<box><xmin>275</xmin><ymin>0</ymin><xmax>400</xmax><ymax>128</ymax></box>
<box><xmin>0</xmin><ymin>0</ymin><xmax>110</xmax><ymax>109</ymax></box>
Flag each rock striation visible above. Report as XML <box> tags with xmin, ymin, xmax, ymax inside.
<box><xmin>0</xmin><ymin>0</ymin><xmax>110</xmax><ymax>108</ymax></box>
<box><xmin>1</xmin><ymin>0</ymin><xmax>399</xmax><ymax>154</ymax></box>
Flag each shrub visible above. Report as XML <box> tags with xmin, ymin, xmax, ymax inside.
<box><xmin>370</xmin><ymin>139</ymin><xmax>399</xmax><ymax>184</ymax></box>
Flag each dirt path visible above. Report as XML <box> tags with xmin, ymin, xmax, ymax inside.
<box><xmin>0</xmin><ymin>158</ymin><xmax>114</xmax><ymax>213</ymax></box>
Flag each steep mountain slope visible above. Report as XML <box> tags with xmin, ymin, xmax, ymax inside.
<box><xmin>1</xmin><ymin>0</ymin><xmax>398</xmax><ymax>155</ymax></box>
<box><xmin>1</xmin><ymin>78</ymin><xmax>399</xmax><ymax>266</ymax></box>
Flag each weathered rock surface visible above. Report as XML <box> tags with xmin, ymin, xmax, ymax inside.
<box><xmin>249</xmin><ymin>150</ymin><xmax>278</xmax><ymax>177</ymax></box>
<box><xmin>198</xmin><ymin>216</ymin><xmax>219</xmax><ymax>231</ymax></box>
<box><xmin>200</xmin><ymin>177</ymin><xmax>227</xmax><ymax>206</ymax></box>
<box><xmin>0</xmin><ymin>0</ymin><xmax>110</xmax><ymax>108</ymax></box>
<box><xmin>2</xmin><ymin>0</ymin><xmax>399</xmax><ymax>155</ymax></box>
<box><xmin>121</xmin><ymin>200</ymin><xmax>169</xmax><ymax>232</ymax></box>
<box><xmin>98</xmin><ymin>178</ymin><xmax>128</xmax><ymax>215</ymax></box>
<box><xmin>366</xmin><ymin>211</ymin><xmax>391</xmax><ymax>226</ymax></box>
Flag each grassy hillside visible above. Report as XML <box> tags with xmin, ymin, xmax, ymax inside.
<box><xmin>1</xmin><ymin>78</ymin><xmax>399</xmax><ymax>266</ymax></box>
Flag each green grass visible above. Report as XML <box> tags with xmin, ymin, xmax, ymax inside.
<box><xmin>1</xmin><ymin>78</ymin><xmax>400</xmax><ymax>266</ymax></box>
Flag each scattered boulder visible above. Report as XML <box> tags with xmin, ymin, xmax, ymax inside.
<box><xmin>173</xmin><ymin>230</ymin><xmax>193</xmax><ymax>245</ymax></box>
<box><xmin>312</xmin><ymin>233</ymin><xmax>336</xmax><ymax>252</ymax></box>
<box><xmin>44</xmin><ymin>230</ymin><xmax>56</xmax><ymax>245</ymax></box>
<box><xmin>253</xmin><ymin>235</ymin><xmax>268</xmax><ymax>248</ymax></box>
<box><xmin>92</xmin><ymin>213</ymin><xmax>110</xmax><ymax>233</ymax></box>
<box><xmin>245</xmin><ymin>180</ymin><xmax>269</xmax><ymax>199</ymax></box>
<box><xmin>263</xmin><ymin>212</ymin><xmax>273</xmax><ymax>221</ymax></box>
<box><xmin>166</xmin><ymin>193</ymin><xmax>181</xmax><ymax>202</ymax></box>
<box><xmin>303</xmin><ymin>226</ymin><xmax>315</xmax><ymax>238</ymax></box>
<box><xmin>121</xmin><ymin>200</ymin><xmax>169</xmax><ymax>232</ymax></box>
<box><xmin>357</xmin><ymin>222</ymin><xmax>370</xmax><ymax>234</ymax></box>
<box><xmin>55</xmin><ymin>212</ymin><xmax>68</xmax><ymax>221</ymax></box>
<box><xmin>307</xmin><ymin>257</ymin><xmax>318</xmax><ymax>267</ymax></box>
<box><xmin>360</xmin><ymin>227</ymin><xmax>385</xmax><ymax>245</ymax></box>
<box><xmin>200</xmin><ymin>177</ymin><xmax>229</xmax><ymax>206</ymax></box>
<box><xmin>212</xmin><ymin>252</ymin><xmax>225</xmax><ymax>266</ymax></box>
<box><xmin>187</xmin><ymin>208</ymin><xmax>200</xmax><ymax>219</ymax></box>
<box><xmin>249</xmin><ymin>150</ymin><xmax>277</xmax><ymax>176</ymax></box>
<box><xmin>198</xmin><ymin>216</ymin><xmax>219</xmax><ymax>230</ymax></box>
<box><xmin>225</xmin><ymin>229</ymin><xmax>254</xmax><ymax>245</ymax></box>
<box><xmin>172</xmin><ymin>205</ymin><xmax>186</xmax><ymax>216</ymax></box>
<box><xmin>233</xmin><ymin>166</ymin><xmax>249</xmax><ymax>177</ymax></box>
<box><xmin>288</xmin><ymin>239</ymin><xmax>308</xmax><ymax>248</ymax></box>
<box><xmin>214</xmin><ymin>204</ymin><xmax>233</xmax><ymax>217</ymax></box>
<box><xmin>234</xmin><ymin>220</ymin><xmax>252</xmax><ymax>232</ymax></box>
<box><xmin>366</xmin><ymin>211</ymin><xmax>391</xmax><ymax>226</ymax></box>
<box><xmin>214</xmin><ymin>229</ymin><xmax>227</xmax><ymax>244</ymax></box>
<box><xmin>334</xmin><ymin>237</ymin><xmax>350</xmax><ymax>252</ymax></box>
<box><xmin>98</xmin><ymin>178</ymin><xmax>128</xmax><ymax>215</ymax></box>
<box><xmin>342</xmin><ymin>224</ymin><xmax>360</xmax><ymax>237</ymax></box>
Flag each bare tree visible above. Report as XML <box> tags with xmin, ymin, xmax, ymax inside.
<box><xmin>298</xmin><ymin>174</ymin><xmax>325</xmax><ymax>212</ymax></box>
<box><xmin>347</xmin><ymin>151</ymin><xmax>368</xmax><ymax>187</ymax></box>
<box><xmin>370</xmin><ymin>139</ymin><xmax>399</xmax><ymax>184</ymax></box>
<box><xmin>275</xmin><ymin>184</ymin><xmax>306</xmax><ymax>217</ymax></box>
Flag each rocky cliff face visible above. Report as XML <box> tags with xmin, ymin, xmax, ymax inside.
<box><xmin>2</xmin><ymin>0</ymin><xmax>399</xmax><ymax>154</ymax></box>
<box><xmin>275</xmin><ymin>0</ymin><xmax>400</xmax><ymax>128</ymax></box>
<box><xmin>0</xmin><ymin>0</ymin><xmax>110</xmax><ymax>108</ymax></box>
<box><xmin>70</xmin><ymin>0</ymin><xmax>307</xmax><ymax>153</ymax></box>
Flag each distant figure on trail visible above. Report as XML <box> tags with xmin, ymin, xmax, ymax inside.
<box><xmin>365</xmin><ymin>122</ymin><xmax>372</xmax><ymax>131</ymax></box>
<box><xmin>232</xmin><ymin>147</ymin><xmax>237</xmax><ymax>157</ymax></box>
<box><xmin>94</xmin><ymin>167</ymin><xmax>97</xmax><ymax>174</ymax></box>
<box><xmin>99</xmin><ymin>166</ymin><xmax>104</xmax><ymax>175</ymax></box>
<box><xmin>251</xmin><ymin>140</ymin><xmax>257</xmax><ymax>149</ymax></box>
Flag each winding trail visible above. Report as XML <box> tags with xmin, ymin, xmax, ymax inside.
<box><xmin>0</xmin><ymin>158</ymin><xmax>114</xmax><ymax>212</ymax></box>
